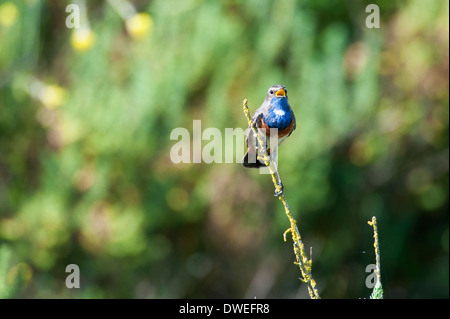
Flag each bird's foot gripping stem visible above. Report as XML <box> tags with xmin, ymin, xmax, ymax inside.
<box><xmin>274</xmin><ymin>182</ymin><xmax>284</xmax><ymax>196</ymax></box>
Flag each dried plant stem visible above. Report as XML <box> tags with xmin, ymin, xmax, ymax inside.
<box><xmin>368</xmin><ymin>216</ymin><xmax>383</xmax><ymax>299</ymax></box>
<box><xmin>243</xmin><ymin>99</ymin><xmax>320</xmax><ymax>299</ymax></box>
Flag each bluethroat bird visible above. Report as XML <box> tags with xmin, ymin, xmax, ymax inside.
<box><xmin>241</xmin><ymin>85</ymin><xmax>296</xmax><ymax>196</ymax></box>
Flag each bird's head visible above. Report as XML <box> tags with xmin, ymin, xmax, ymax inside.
<box><xmin>266</xmin><ymin>84</ymin><xmax>287</xmax><ymax>101</ymax></box>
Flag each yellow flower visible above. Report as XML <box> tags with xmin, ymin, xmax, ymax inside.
<box><xmin>39</xmin><ymin>84</ymin><xmax>67</xmax><ymax>109</ymax></box>
<box><xmin>126</xmin><ymin>12</ymin><xmax>153</xmax><ymax>40</ymax></box>
<box><xmin>0</xmin><ymin>1</ymin><xmax>18</xmax><ymax>27</ymax></box>
<box><xmin>70</xmin><ymin>28</ymin><xmax>96</xmax><ymax>52</ymax></box>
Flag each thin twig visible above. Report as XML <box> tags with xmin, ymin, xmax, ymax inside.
<box><xmin>368</xmin><ymin>216</ymin><xmax>383</xmax><ymax>299</ymax></box>
<box><xmin>243</xmin><ymin>99</ymin><xmax>320</xmax><ymax>299</ymax></box>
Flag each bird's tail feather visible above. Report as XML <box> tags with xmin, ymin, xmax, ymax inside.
<box><xmin>241</xmin><ymin>151</ymin><xmax>265</xmax><ymax>168</ymax></box>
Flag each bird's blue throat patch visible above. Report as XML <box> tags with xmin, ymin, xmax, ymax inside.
<box><xmin>263</xmin><ymin>97</ymin><xmax>292</xmax><ymax>130</ymax></box>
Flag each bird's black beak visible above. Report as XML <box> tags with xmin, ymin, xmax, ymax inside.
<box><xmin>275</xmin><ymin>88</ymin><xmax>286</xmax><ymax>97</ymax></box>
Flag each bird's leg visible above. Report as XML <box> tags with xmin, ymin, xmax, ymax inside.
<box><xmin>270</xmin><ymin>148</ymin><xmax>284</xmax><ymax>196</ymax></box>
<box><xmin>272</xmin><ymin>160</ymin><xmax>284</xmax><ymax>196</ymax></box>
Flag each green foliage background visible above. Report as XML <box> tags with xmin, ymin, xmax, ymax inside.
<box><xmin>0</xmin><ymin>0</ymin><xmax>448</xmax><ymax>298</ymax></box>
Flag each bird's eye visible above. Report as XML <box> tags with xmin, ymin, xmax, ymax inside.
<box><xmin>269</xmin><ymin>90</ymin><xmax>274</xmax><ymax>94</ymax></box>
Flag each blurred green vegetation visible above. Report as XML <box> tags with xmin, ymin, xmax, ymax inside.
<box><xmin>0</xmin><ymin>0</ymin><xmax>448</xmax><ymax>298</ymax></box>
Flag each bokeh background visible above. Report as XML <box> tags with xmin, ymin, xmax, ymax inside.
<box><xmin>0</xmin><ymin>0</ymin><xmax>448</xmax><ymax>299</ymax></box>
